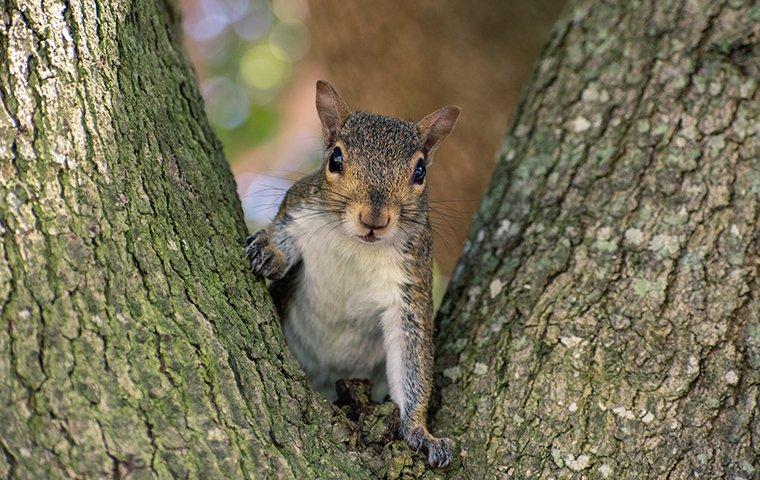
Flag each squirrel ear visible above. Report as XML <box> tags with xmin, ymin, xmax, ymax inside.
<box><xmin>315</xmin><ymin>80</ymin><xmax>350</xmax><ymax>145</ymax></box>
<box><xmin>417</xmin><ymin>105</ymin><xmax>461</xmax><ymax>158</ymax></box>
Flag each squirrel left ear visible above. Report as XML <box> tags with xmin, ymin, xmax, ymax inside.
<box><xmin>316</xmin><ymin>80</ymin><xmax>351</xmax><ymax>145</ymax></box>
<box><xmin>417</xmin><ymin>105</ymin><xmax>461</xmax><ymax>158</ymax></box>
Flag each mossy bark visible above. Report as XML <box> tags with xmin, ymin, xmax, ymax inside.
<box><xmin>0</xmin><ymin>1</ymin><xmax>370</xmax><ymax>478</ymax></box>
<box><xmin>1</xmin><ymin>0</ymin><xmax>757</xmax><ymax>479</ymax></box>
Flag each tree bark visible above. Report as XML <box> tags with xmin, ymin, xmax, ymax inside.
<box><xmin>0</xmin><ymin>1</ymin><xmax>371</xmax><ymax>478</ymax></box>
<box><xmin>1</xmin><ymin>1</ymin><xmax>757</xmax><ymax>480</ymax></box>
<box><xmin>434</xmin><ymin>0</ymin><xmax>759</xmax><ymax>478</ymax></box>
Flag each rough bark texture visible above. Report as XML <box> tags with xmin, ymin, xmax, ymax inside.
<box><xmin>434</xmin><ymin>0</ymin><xmax>759</xmax><ymax>478</ymax></box>
<box><xmin>0</xmin><ymin>1</ymin><xmax>374</xmax><ymax>478</ymax></box>
<box><xmin>1</xmin><ymin>0</ymin><xmax>758</xmax><ymax>479</ymax></box>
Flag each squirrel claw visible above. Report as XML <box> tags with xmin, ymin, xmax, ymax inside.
<box><xmin>246</xmin><ymin>230</ymin><xmax>285</xmax><ymax>279</ymax></box>
<box><xmin>245</xmin><ymin>230</ymin><xmax>269</xmax><ymax>249</ymax></box>
<box><xmin>426</xmin><ymin>436</ymin><xmax>453</xmax><ymax>468</ymax></box>
<box><xmin>403</xmin><ymin>425</ymin><xmax>453</xmax><ymax>468</ymax></box>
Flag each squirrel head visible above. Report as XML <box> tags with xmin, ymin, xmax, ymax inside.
<box><xmin>315</xmin><ymin>80</ymin><xmax>460</xmax><ymax>245</ymax></box>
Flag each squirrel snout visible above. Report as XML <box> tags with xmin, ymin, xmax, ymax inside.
<box><xmin>358</xmin><ymin>210</ymin><xmax>391</xmax><ymax>231</ymax></box>
<box><xmin>351</xmin><ymin>206</ymin><xmax>398</xmax><ymax>241</ymax></box>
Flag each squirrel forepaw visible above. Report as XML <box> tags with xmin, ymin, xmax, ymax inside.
<box><xmin>402</xmin><ymin>424</ymin><xmax>454</xmax><ymax>468</ymax></box>
<box><xmin>245</xmin><ymin>230</ymin><xmax>285</xmax><ymax>279</ymax></box>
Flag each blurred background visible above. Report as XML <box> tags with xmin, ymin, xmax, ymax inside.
<box><xmin>179</xmin><ymin>0</ymin><xmax>566</xmax><ymax>297</ymax></box>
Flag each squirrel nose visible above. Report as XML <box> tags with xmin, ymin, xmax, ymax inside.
<box><xmin>359</xmin><ymin>211</ymin><xmax>391</xmax><ymax>231</ymax></box>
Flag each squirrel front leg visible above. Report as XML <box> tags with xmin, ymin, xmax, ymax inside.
<box><xmin>382</xmin><ymin>300</ymin><xmax>453</xmax><ymax>468</ymax></box>
<box><xmin>245</xmin><ymin>215</ymin><xmax>298</xmax><ymax>280</ymax></box>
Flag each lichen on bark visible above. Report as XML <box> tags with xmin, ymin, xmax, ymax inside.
<box><xmin>434</xmin><ymin>0</ymin><xmax>758</xmax><ymax>478</ymax></box>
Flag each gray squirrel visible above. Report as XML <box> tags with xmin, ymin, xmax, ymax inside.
<box><xmin>245</xmin><ymin>80</ymin><xmax>460</xmax><ymax>468</ymax></box>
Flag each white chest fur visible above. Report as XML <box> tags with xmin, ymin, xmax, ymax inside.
<box><xmin>282</xmin><ymin>207</ymin><xmax>408</xmax><ymax>401</ymax></box>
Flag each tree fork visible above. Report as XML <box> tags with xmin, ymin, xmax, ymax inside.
<box><xmin>0</xmin><ymin>0</ymin><xmax>757</xmax><ymax>479</ymax></box>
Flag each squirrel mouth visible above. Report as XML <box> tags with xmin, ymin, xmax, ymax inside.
<box><xmin>358</xmin><ymin>231</ymin><xmax>380</xmax><ymax>243</ymax></box>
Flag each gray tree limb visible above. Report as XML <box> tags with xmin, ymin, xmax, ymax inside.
<box><xmin>434</xmin><ymin>0</ymin><xmax>758</xmax><ymax>478</ymax></box>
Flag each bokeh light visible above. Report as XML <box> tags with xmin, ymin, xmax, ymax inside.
<box><xmin>240</xmin><ymin>44</ymin><xmax>290</xmax><ymax>92</ymax></box>
<box><xmin>181</xmin><ymin>0</ymin><xmax>309</xmax><ymax>156</ymax></box>
<box><xmin>269</xmin><ymin>20</ymin><xmax>310</xmax><ymax>62</ymax></box>
<box><xmin>202</xmin><ymin>76</ymin><xmax>251</xmax><ymax>129</ymax></box>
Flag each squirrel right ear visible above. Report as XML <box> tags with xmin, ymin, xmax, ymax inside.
<box><xmin>315</xmin><ymin>80</ymin><xmax>351</xmax><ymax>145</ymax></box>
<box><xmin>417</xmin><ymin>105</ymin><xmax>461</xmax><ymax>159</ymax></box>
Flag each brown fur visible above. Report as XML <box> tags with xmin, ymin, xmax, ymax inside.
<box><xmin>245</xmin><ymin>81</ymin><xmax>459</xmax><ymax>468</ymax></box>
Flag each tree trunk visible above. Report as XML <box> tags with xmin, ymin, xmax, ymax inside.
<box><xmin>1</xmin><ymin>1</ymin><xmax>757</xmax><ymax>480</ymax></box>
<box><xmin>433</xmin><ymin>0</ymin><xmax>759</xmax><ymax>478</ymax></box>
<box><xmin>0</xmin><ymin>1</ymin><xmax>370</xmax><ymax>478</ymax></box>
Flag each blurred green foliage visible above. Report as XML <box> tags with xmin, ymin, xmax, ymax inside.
<box><xmin>183</xmin><ymin>0</ymin><xmax>310</xmax><ymax>160</ymax></box>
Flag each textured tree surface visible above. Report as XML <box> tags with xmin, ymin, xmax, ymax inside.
<box><xmin>1</xmin><ymin>1</ymin><xmax>758</xmax><ymax>480</ymax></box>
<box><xmin>0</xmin><ymin>1</ymin><xmax>373</xmax><ymax>478</ymax></box>
<box><xmin>434</xmin><ymin>0</ymin><xmax>759</xmax><ymax>478</ymax></box>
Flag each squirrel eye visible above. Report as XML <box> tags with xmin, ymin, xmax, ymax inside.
<box><xmin>328</xmin><ymin>147</ymin><xmax>344</xmax><ymax>174</ymax></box>
<box><xmin>411</xmin><ymin>158</ymin><xmax>426</xmax><ymax>184</ymax></box>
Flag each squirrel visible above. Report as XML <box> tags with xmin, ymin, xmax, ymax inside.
<box><xmin>245</xmin><ymin>80</ymin><xmax>460</xmax><ymax>468</ymax></box>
